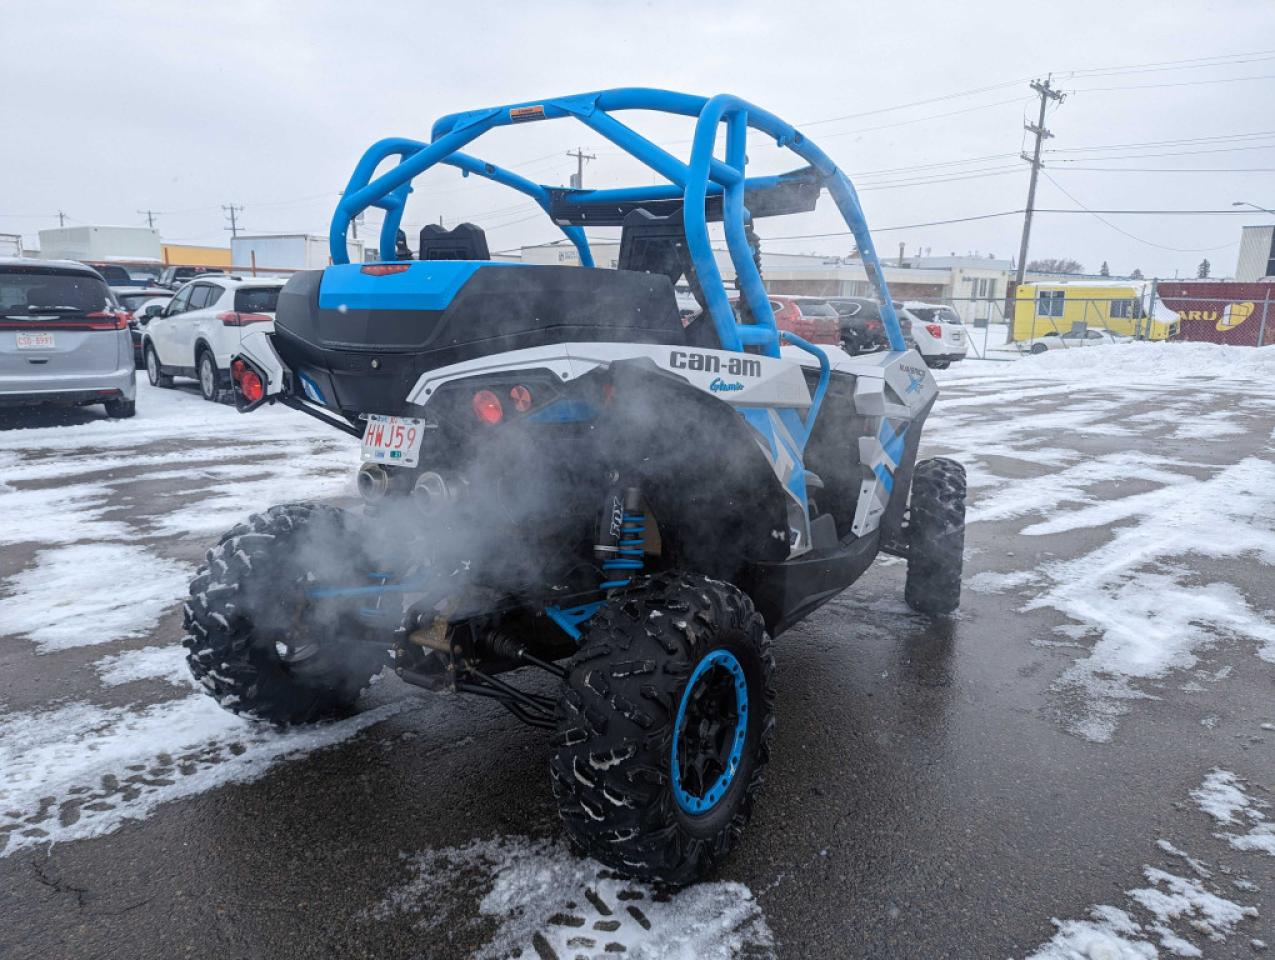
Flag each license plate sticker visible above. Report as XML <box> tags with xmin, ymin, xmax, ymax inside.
<box><xmin>16</xmin><ymin>331</ymin><xmax>55</xmax><ymax>350</ymax></box>
<box><xmin>360</xmin><ymin>414</ymin><xmax>424</xmax><ymax>468</ymax></box>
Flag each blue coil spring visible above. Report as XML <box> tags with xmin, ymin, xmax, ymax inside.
<box><xmin>598</xmin><ymin>512</ymin><xmax>645</xmax><ymax>590</ymax></box>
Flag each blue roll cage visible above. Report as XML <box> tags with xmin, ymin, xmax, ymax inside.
<box><xmin>330</xmin><ymin>87</ymin><xmax>906</xmax><ymax>357</ymax></box>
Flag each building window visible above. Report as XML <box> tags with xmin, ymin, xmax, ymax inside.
<box><xmin>1110</xmin><ymin>299</ymin><xmax>1134</xmax><ymax>318</ymax></box>
<box><xmin>1037</xmin><ymin>290</ymin><xmax>1064</xmax><ymax>317</ymax></box>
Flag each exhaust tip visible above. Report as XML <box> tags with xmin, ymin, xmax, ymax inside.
<box><xmin>357</xmin><ymin>462</ymin><xmax>391</xmax><ymax>502</ymax></box>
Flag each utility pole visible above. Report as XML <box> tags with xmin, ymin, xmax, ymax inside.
<box><xmin>56</xmin><ymin>210</ymin><xmax>66</xmax><ymax>227</ymax></box>
<box><xmin>567</xmin><ymin>147</ymin><xmax>596</xmax><ymax>189</ymax></box>
<box><xmin>1012</xmin><ymin>77</ymin><xmax>1064</xmax><ymax>339</ymax></box>
<box><xmin>222</xmin><ymin>203</ymin><xmax>244</xmax><ymax>238</ymax></box>
<box><xmin>138</xmin><ymin>209</ymin><xmax>159</xmax><ymax>230</ymax></box>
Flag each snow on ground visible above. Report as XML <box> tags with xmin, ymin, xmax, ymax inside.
<box><xmin>0</xmin><ymin>543</ymin><xmax>192</xmax><ymax>651</ymax></box>
<box><xmin>94</xmin><ymin>644</ymin><xmax>193</xmax><ymax>688</ymax></box>
<box><xmin>929</xmin><ymin>342</ymin><xmax>1275</xmax><ymax>742</ymax></box>
<box><xmin>1191</xmin><ymin>770</ymin><xmax>1275</xmax><ymax>858</ymax></box>
<box><xmin>0</xmin><ymin>383</ymin><xmax>403</xmax><ymax>853</ymax></box>
<box><xmin>375</xmin><ymin>835</ymin><xmax>774</xmax><ymax>960</ymax></box>
<box><xmin>0</xmin><ymin>693</ymin><xmax>413</xmax><ymax>857</ymax></box>
<box><xmin>1024</xmin><ymin>772</ymin><xmax>1264</xmax><ymax>959</ymax></box>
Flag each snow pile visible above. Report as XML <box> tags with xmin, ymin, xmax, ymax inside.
<box><xmin>945</xmin><ymin>341</ymin><xmax>1275</xmax><ymax>386</ymax></box>
<box><xmin>377</xmin><ymin>835</ymin><xmax>774</xmax><ymax>960</ymax></box>
<box><xmin>0</xmin><ymin>694</ymin><xmax>412</xmax><ymax>856</ymax></box>
<box><xmin>1191</xmin><ymin>770</ymin><xmax>1275</xmax><ymax>857</ymax></box>
<box><xmin>0</xmin><ymin>543</ymin><xmax>192</xmax><ymax>652</ymax></box>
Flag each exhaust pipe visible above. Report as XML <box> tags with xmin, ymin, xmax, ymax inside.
<box><xmin>357</xmin><ymin>462</ymin><xmax>391</xmax><ymax>502</ymax></box>
<box><xmin>412</xmin><ymin>471</ymin><xmax>461</xmax><ymax>515</ymax></box>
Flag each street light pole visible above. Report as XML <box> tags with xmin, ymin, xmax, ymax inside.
<box><xmin>1233</xmin><ymin>200</ymin><xmax>1275</xmax><ymax>216</ymax></box>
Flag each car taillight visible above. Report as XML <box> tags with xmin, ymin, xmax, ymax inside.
<box><xmin>218</xmin><ymin>311</ymin><xmax>272</xmax><ymax>327</ymax></box>
<box><xmin>240</xmin><ymin>371</ymin><xmax>264</xmax><ymax>404</ymax></box>
<box><xmin>361</xmin><ymin>264</ymin><xmax>411</xmax><ymax>276</ymax></box>
<box><xmin>85</xmin><ymin>310</ymin><xmax>130</xmax><ymax>331</ymax></box>
<box><xmin>867</xmin><ymin>320</ymin><xmax>882</xmax><ymax>332</ymax></box>
<box><xmin>473</xmin><ymin>389</ymin><xmax>504</xmax><ymax>424</ymax></box>
<box><xmin>509</xmin><ymin>385</ymin><xmax>533</xmax><ymax>412</ymax></box>
<box><xmin>926</xmin><ymin>324</ymin><xmax>942</xmax><ymax>339</ymax></box>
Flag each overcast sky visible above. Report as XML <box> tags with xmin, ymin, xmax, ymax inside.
<box><xmin>2</xmin><ymin>0</ymin><xmax>1274</xmax><ymax>278</ymax></box>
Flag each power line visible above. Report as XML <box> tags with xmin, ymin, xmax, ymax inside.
<box><xmin>1040</xmin><ymin>171</ymin><xmax>1237</xmax><ymax>253</ymax></box>
<box><xmin>1071</xmin><ymin>72</ymin><xmax>1275</xmax><ymax>93</ymax></box>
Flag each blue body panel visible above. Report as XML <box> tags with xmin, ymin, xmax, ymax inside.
<box><xmin>317</xmin><ymin>261</ymin><xmax>518</xmax><ymax>312</ymax></box>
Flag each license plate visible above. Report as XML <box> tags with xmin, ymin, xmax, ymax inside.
<box><xmin>361</xmin><ymin>414</ymin><xmax>424</xmax><ymax>468</ymax></box>
<box><xmin>16</xmin><ymin>331</ymin><xmax>54</xmax><ymax>350</ymax></box>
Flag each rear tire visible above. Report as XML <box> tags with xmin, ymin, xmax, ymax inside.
<box><xmin>103</xmin><ymin>397</ymin><xmax>135</xmax><ymax>419</ymax></box>
<box><xmin>925</xmin><ymin>358</ymin><xmax>950</xmax><ymax>369</ymax></box>
<box><xmin>551</xmin><ymin>572</ymin><xmax>775</xmax><ymax>884</ymax></box>
<box><xmin>145</xmin><ymin>343</ymin><xmax>172</xmax><ymax>388</ymax></box>
<box><xmin>1030</xmin><ymin>342</ymin><xmax>1048</xmax><ymax>355</ymax></box>
<box><xmin>904</xmin><ymin>457</ymin><xmax>966</xmax><ymax>616</ymax></box>
<box><xmin>183</xmin><ymin>502</ymin><xmax>391</xmax><ymax>724</ymax></box>
<box><xmin>197</xmin><ymin>349</ymin><xmax>223</xmax><ymax>402</ymax></box>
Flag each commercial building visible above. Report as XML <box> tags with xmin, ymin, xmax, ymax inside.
<box><xmin>37</xmin><ymin>225</ymin><xmax>161</xmax><ymax>262</ymax></box>
<box><xmin>1236</xmin><ymin>225</ymin><xmax>1275</xmax><ymax>282</ymax></box>
<box><xmin>516</xmin><ymin>242</ymin><xmax>1014</xmax><ymax>322</ymax></box>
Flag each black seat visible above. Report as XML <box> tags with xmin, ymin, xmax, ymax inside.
<box><xmin>418</xmin><ymin>222</ymin><xmax>490</xmax><ymax>261</ymax></box>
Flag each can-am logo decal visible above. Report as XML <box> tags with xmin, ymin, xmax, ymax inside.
<box><xmin>669</xmin><ymin>351</ymin><xmax>762</xmax><ymax>377</ymax></box>
<box><xmin>710</xmin><ymin>377</ymin><xmax>745</xmax><ymax>392</ymax></box>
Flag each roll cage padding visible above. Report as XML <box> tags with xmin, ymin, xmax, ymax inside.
<box><xmin>330</xmin><ymin>87</ymin><xmax>907</xmax><ymax>355</ymax></box>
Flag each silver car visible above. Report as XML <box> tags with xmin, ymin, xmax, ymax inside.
<box><xmin>0</xmin><ymin>259</ymin><xmax>137</xmax><ymax>418</ymax></box>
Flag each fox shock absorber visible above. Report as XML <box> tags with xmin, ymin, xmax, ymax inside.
<box><xmin>595</xmin><ymin>485</ymin><xmax>645</xmax><ymax>589</ymax></box>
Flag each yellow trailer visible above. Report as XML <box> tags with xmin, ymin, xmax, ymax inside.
<box><xmin>1012</xmin><ymin>281</ymin><xmax>1173</xmax><ymax>341</ymax></box>
<box><xmin>161</xmin><ymin>244</ymin><xmax>232</xmax><ymax>268</ymax></box>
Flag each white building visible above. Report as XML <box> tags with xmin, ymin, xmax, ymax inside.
<box><xmin>1236</xmin><ymin>224</ymin><xmax>1275</xmax><ymax>281</ymax></box>
<box><xmin>516</xmin><ymin>242</ymin><xmax>1014</xmax><ymax>322</ymax></box>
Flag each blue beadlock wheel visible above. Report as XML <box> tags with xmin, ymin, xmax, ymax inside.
<box><xmin>671</xmin><ymin>649</ymin><xmax>749</xmax><ymax>815</ymax></box>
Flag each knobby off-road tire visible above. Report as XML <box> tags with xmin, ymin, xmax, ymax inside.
<box><xmin>551</xmin><ymin>572</ymin><xmax>775</xmax><ymax>885</ymax></box>
<box><xmin>904</xmin><ymin>457</ymin><xmax>966</xmax><ymax>616</ymax></box>
<box><xmin>183</xmin><ymin>502</ymin><xmax>391</xmax><ymax>724</ymax></box>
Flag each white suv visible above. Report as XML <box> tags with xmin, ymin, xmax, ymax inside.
<box><xmin>896</xmin><ymin>301</ymin><xmax>967</xmax><ymax>369</ymax></box>
<box><xmin>142</xmin><ymin>276</ymin><xmax>285</xmax><ymax>401</ymax></box>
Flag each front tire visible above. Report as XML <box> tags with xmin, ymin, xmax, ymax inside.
<box><xmin>145</xmin><ymin>343</ymin><xmax>173</xmax><ymax>387</ymax></box>
<box><xmin>925</xmin><ymin>357</ymin><xmax>950</xmax><ymax>369</ymax></box>
<box><xmin>551</xmin><ymin>572</ymin><xmax>775</xmax><ymax>884</ymax></box>
<box><xmin>904</xmin><ymin>457</ymin><xmax>966</xmax><ymax>615</ymax></box>
<box><xmin>183</xmin><ymin>502</ymin><xmax>392</xmax><ymax>724</ymax></box>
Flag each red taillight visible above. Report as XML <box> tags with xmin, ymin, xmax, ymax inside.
<box><xmin>361</xmin><ymin>264</ymin><xmax>411</xmax><ymax>276</ymax></box>
<box><xmin>472</xmin><ymin>389</ymin><xmax>504</xmax><ymax>425</ymax></box>
<box><xmin>509</xmin><ymin>384</ymin><xmax>533</xmax><ymax>412</ymax></box>
<box><xmin>866</xmin><ymin>319</ymin><xmax>882</xmax><ymax>332</ymax></box>
<box><xmin>85</xmin><ymin>310</ymin><xmax>129</xmax><ymax>331</ymax></box>
<box><xmin>925</xmin><ymin>324</ymin><xmax>942</xmax><ymax>339</ymax></box>
<box><xmin>240</xmin><ymin>371</ymin><xmax>264</xmax><ymax>404</ymax></box>
<box><xmin>218</xmin><ymin>311</ymin><xmax>272</xmax><ymax>327</ymax></box>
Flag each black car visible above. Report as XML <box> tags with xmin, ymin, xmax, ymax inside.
<box><xmin>157</xmin><ymin>265</ymin><xmax>226</xmax><ymax>290</ymax></box>
<box><xmin>826</xmin><ymin>297</ymin><xmax>914</xmax><ymax>354</ymax></box>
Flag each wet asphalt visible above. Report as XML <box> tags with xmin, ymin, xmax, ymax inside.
<box><xmin>1</xmin><ymin>376</ymin><xmax>1273</xmax><ymax>959</ymax></box>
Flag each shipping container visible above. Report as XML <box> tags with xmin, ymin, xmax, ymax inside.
<box><xmin>1157</xmin><ymin>280</ymin><xmax>1275</xmax><ymax>347</ymax></box>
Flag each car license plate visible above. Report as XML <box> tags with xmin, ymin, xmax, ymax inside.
<box><xmin>16</xmin><ymin>331</ymin><xmax>55</xmax><ymax>350</ymax></box>
<box><xmin>361</xmin><ymin>414</ymin><xmax>424</xmax><ymax>468</ymax></box>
